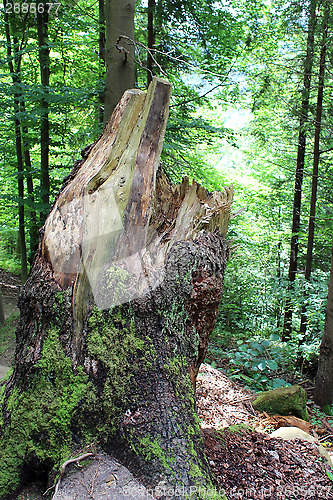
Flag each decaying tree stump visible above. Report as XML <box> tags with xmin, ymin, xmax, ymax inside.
<box><xmin>0</xmin><ymin>78</ymin><xmax>232</xmax><ymax>499</ymax></box>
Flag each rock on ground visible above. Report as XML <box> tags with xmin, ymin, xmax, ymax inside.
<box><xmin>52</xmin><ymin>452</ymin><xmax>155</xmax><ymax>500</ymax></box>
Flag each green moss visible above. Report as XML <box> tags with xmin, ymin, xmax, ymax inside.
<box><xmin>0</xmin><ymin>368</ymin><xmax>13</xmax><ymax>400</ymax></box>
<box><xmin>135</xmin><ymin>435</ymin><xmax>176</xmax><ymax>471</ymax></box>
<box><xmin>0</xmin><ymin>328</ymin><xmax>88</xmax><ymax>498</ymax></box>
<box><xmin>83</xmin><ymin>306</ymin><xmax>158</xmax><ymax>439</ymax></box>
<box><xmin>105</xmin><ymin>265</ymin><xmax>131</xmax><ymax>305</ymax></box>
<box><xmin>220</xmin><ymin>423</ymin><xmax>254</xmax><ymax>435</ymax></box>
<box><xmin>163</xmin><ymin>355</ymin><xmax>187</xmax><ymax>376</ymax></box>
<box><xmin>252</xmin><ymin>385</ymin><xmax>309</xmax><ymax>421</ymax></box>
<box><xmin>87</xmin><ymin>306</ymin><xmax>147</xmax><ymax>384</ymax></box>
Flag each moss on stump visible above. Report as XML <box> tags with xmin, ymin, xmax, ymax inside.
<box><xmin>252</xmin><ymin>385</ymin><xmax>309</xmax><ymax>421</ymax></box>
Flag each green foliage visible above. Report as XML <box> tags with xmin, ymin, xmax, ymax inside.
<box><xmin>206</xmin><ymin>333</ymin><xmax>295</xmax><ymax>391</ymax></box>
<box><xmin>310</xmin><ymin>406</ymin><xmax>333</xmax><ymax>430</ymax></box>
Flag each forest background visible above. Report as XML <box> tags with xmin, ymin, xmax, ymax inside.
<box><xmin>1</xmin><ymin>0</ymin><xmax>333</xmax><ymax>405</ymax></box>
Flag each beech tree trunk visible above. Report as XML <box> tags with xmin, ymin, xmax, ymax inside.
<box><xmin>98</xmin><ymin>0</ymin><xmax>106</xmax><ymax>127</ymax></box>
<box><xmin>3</xmin><ymin>5</ymin><xmax>39</xmax><ymax>262</ymax></box>
<box><xmin>104</xmin><ymin>0</ymin><xmax>136</xmax><ymax>123</ymax></box>
<box><xmin>147</xmin><ymin>0</ymin><xmax>156</xmax><ymax>86</ymax></box>
<box><xmin>0</xmin><ymin>78</ymin><xmax>231</xmax><ymax>500</ymax></box>
<box><xmin>37</xmin><ymin>1</ymin><xmax>50</xmax><ymax>222</ymax></box>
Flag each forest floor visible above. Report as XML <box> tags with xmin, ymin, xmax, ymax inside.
<box><xmin>1</xmin><ymin>270</ymin><xmax>333</xmax><ymax>499</ymax></box>
<box><xmin>198</xmin><ymin>364</ymin><xmax>333</xmax><ymax>499</ymax></box>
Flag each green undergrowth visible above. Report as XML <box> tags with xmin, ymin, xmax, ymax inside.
<box><xmin>0</xmin><ymin>327</ymin><xmax>88</xmax><ymax>498</ymax></box>
<box><xmin>205</xmin><ymin>325</ymin><xmax>306</xmax><ymax>391</ymax></box>
<box><xmin>310</xmin><ymin>405</ymin><xmax>333</xmax><ymax>427</ymax></box>
<box><xmin>0</xmin><ymin>253</ymin><xmax>22</xmax><ymax>276</ymax></box>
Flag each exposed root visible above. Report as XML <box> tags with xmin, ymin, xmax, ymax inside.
<box><xmin>43</xmin><ymin>452</ymin><xmax>95</xmax><ymax>499</ymax></box>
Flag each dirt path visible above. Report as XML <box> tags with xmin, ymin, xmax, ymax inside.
<box><xmin>0</xmin><ymin>268</ymin><xmax>20</xmax><ymax>379</ymax></box>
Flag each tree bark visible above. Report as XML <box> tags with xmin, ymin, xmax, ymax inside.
<box><xmin>314</xmin><ymin>243</ymin><xmax>333</xmax><ymax>411</ymax></box>
<box><xmin>300</xmin><ymin>2</ymin><xmax>329</xmax><ymax>338</ymax></box>
<box><xmin>147</xmin><ymin>0</ymin><xmax>156</xmax><ymax>86</ymax></box>
<box><xmin>0</xmin><ymin>78</ymin><xmax>231</xmax><ymax>499</ymax></box>
<box><xmin>0</xmin><ymin>290</ymin><xmax>4</xmax><ymax>326</ymax></box>
<box><xmin>21</xmin><ymin>114</ymin><xmax>39</xmax><ymax>260</ymax></box>
<box><xmin>3</xmin><ymin>3</ymin><xmax>28</xmax><ymax>282</ymax></box>
<box><xmin>98</xmin><ymin>0</ymin><xmax>106</xmax><ymax>127</ymax></box>
<box><xmin>104</xmin><ymin>0</ymin><xmax>136</xmax><ymax>123</ymax></box>
<box><xmin>37</xmin><ymin>2</ymin><xmax>50</xmax><ymax>223</ymax></box>
<box><xmin>282</xmin><ymin>0</ymin><xmax>317</xmax><ymax>341</ymax></box>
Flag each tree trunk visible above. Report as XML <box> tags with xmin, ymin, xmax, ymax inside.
<box><xmin>0</xmin><ymin>290</ymin><xmax>4</xmax><ymax>326</ymax></box>
<box><xmin>313</xmin><ymin>243</ymin><xmax>333</xmax><ymax>411</ymax></box>
<box><xmin>300</xmin><ymin>2</ymin><xmax>329</xmax><ymax>338</ymax></box>
<box><xmin>0</xmin><ymin>78</ymin><xmax>231</xmax><ymax>500</ymax></box>
<box><xmin>14</xmin><ymin>98</ymin><xmax>28</xmax><ymax>284</ymax></box>
<box><xmin>147</xmin><ymin>0</ymin><xmax>156</xmax><ymax>86</ymax></box>
<box><xmin>3</xmin><ymin>4</ymin><xmax>28</xmax><ymax>282</ymax></box>
<box><xmin>282</xmin><ymin>0</ymin><xmax>317</xmax><ymax>341</ymax></box>
<box><xmin>98</xmin><ymin>0</ymin><xmax>106</xmax><ymax>127</ymax></box>
<box><xmin>3</xmin><ymin>5</ymin><xmax>39</xmax><ymax>261</ymax></box>
<box><xmin>104</xmin><ymin>0</ymin><xmax>136</xmax><ymax>124</ymax></box>
<box><xmin>21</xmin><ymin>116</ymin><xmax>39</xmax><ymax>260</ymax></box>
<box><xmin>37</xmin><ymin>2</ymin><xmax>50</xmax><ymax>223</ymax></box>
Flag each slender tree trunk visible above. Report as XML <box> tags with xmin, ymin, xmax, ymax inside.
<box><xmin>13</xmin><ymin>37</ymin><xmax>39</xmax><ymax>259</ymax></box>
<box><xmin>3</xmin><ymin>3</ymin><xmax>28</xmax><ymax>282</ymax></box>
<box><xmin>0</xmin><ymin>290</ymin><xmax>5</xmax><ymax>326</ymax></box>
<box><xmin>9</xmin><ymin>87</ymin><xmax>28</xmax><ymax>284</ymax></box>
<box><xmin>282</xmin><ymin>0</ymin><xmax>317</xmax><ymax>341</ymax></box>
<box><xmin>104</xmin><ymin>0</ymin><xmax>136</xmax><ymax>123</ymax></box>
<box><xmin>37</xmin><ymin>3</ymin><xmax>50</xmax><ymax>223</ymax></box>
<box><xmin>98</xmin><ymin>0</ymin><xmax>106</xmax><ymax>127</ymax></box>
<box><xmin>21</xmin><ymin>118</ymin><xmax>39</xmax><ymax>259</ymax></box>
<box><xmin>147</xmin><ymin>0</ymin><xmax>155</xmax><ymax>86</ymax></box>
<box><xmin>314</xmin><ymin>243</ymin><xmax>333</xmax><ymax>411</ymax></box>
<box><xmin>0</xmin><ymin>79</ymin><xmax>231</xmax><ymax>499</ymax></box>
<box><xmin>14</xmin><ymin>99</ymin><xmax>28</xmax><ymax>283</ymax></box>
<box><xmin>300</xmin><ymin>3</ymin><xmax>329</xmax><ymax>337</ymax></box>
<box><xmin>4</xmin><ymin>15</ymin><xmax>38</xmax><ymax>259</ymax></box>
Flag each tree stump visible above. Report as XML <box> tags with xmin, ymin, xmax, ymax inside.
<box><xmin>0</xmin><ymin>78</ymin><xmax>232</xmax><ymax>499</ymax></box>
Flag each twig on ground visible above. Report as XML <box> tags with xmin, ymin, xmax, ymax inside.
<box><xmin>89</xmin><ymin>458</ymin><xmax>101</xmax><ymax>496</ymax></box>
<box><xmin>227</xmin><ymin>396</ymin><xmax>254</xmax><ymax>405</ymax></box>
<box><xmin>43</xmin><ymin>452</ymin><xmax>94</xmax><ymax>499</ymax></box>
